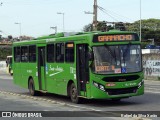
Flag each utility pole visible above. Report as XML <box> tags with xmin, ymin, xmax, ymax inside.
<box><xmin>84</xmin><ymin>0</ymin><xmax>98</xmax><ymax>31</ymax></box>
<box><xmin>93</xmin><ymin>0</ymin><xmax>98</xmax><ymax>31</ymax></box>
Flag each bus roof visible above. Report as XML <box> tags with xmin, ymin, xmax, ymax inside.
<box><xmin>13</xmin><ymin>30</ymin><xmax>138</xmax><ymax>46</ymax></box>
<box><xmin>7</xmin><ymin>56</ymin><xmax>12</xmax><ymax>58</ymax></box>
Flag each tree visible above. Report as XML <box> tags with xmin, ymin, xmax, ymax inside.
<box><xmin>0</xmin><ymin>35</ymin><xmax>2</xmax><ymax>41</ymax></box>
<box><xmin>83</xmin><ymin>24</ymin><xmax>93</xmax><ymax>32</ymax></box>
<box><xmin>115</xmin><ymin>22</ymin><xmax>126</xmax><ymax>31</ymax></box>
<box><xmin>83</xmin><ymin>21</ymin><xmax>125</xmax><ymax>32</ymax></box>
<box><xmin>8</xmin><ymin>35</ymin><xmax>13</xmax><ymax>40</ymax></box>
<box><xmin>125</xmin><ymin>18</ymin><xmax>160</xmax><ymax>44</ymax></box>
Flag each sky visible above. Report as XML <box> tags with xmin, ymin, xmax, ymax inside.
<box><xmin>0</xmin><ymin>0</ymin><xmax>160</xmax><ymax>38</ymax></box>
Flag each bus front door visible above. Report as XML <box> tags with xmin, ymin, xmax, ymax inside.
<box><xmin>38</xmin><ymin>47</ymin><xmax>46</xmax><ymax>91</ymax></box>
<box><xmin>76</xmin><ymin>44</ymin><xmax>89</xmax><ymax>96</ymax></box>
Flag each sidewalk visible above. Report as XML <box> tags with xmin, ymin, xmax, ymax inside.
<box><xmin>0</xmin><ymin>61</ymin><xmax>6</xmax><ymax>71</ymax></box>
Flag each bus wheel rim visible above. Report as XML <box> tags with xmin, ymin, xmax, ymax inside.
<box><xmin>30</xmin><ymin>82</ymin><xmax>34</xmax><ymax>94</ymax></box>
<box><xmin>71</xmin><ymin>87</ymin><xmax>77</xmax><ymax>99</ymax></box>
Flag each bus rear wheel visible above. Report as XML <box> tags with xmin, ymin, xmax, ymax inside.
<box><xmin>70</xmin><ymin>83</ymin><xmax>81</xmax><ymax>104</ymax></box>
<box><xmin>29</xmin><ymin>78</ymin><xmax>38</xmax><ymax>96</ymax></box>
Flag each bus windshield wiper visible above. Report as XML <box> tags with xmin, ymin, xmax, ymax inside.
<box><xmin>123</xmin><ymin>42</ymin><xmax>132</xmax><ymax>57</ymax></box>
<box><xmin>104</xmin><ymin>44</ymin><xmax>117</xmax><ymax>64</ymax></box>
<box><xmin>122</xmin><ymin>42</ymin><xmax>132</xmax><ymax>66</ymax></box>
<box><xmin>104</xmin><ymin>44</ymin><xmax>115</xmax><ymax>58</ymax></box>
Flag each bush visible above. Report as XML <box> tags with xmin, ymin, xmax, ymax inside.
<box><xmin>0</xmin><ymin>46</ymin><xmax>12</xmax><ymax>60</ymax></box>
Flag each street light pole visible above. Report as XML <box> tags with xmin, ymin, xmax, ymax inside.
<box><xmin>140</xmin><ymin>0</ymin><xmax>142</xmax><ymax>42</ymax></box>
<box><xmin>15</xmin><ymin>22</ymin><xmax>22</xmax><ymax>40</ymax></box>
<box><xmin>57</xmin><ymin>12</ymin><xmax>65</xmax><ymax>32</ymax></box>
<box><xmin>50</xmin><ymin>26</ymin><xmax>57</xmax><ymax>34</ymax></box>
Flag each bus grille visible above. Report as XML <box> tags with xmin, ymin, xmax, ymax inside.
<box><xmin>102</xmin><ymin>75</ymin><xmax>139</xmax><ymax>82</ymax></box>
<box><xmin>106</xmin><ymin>87</ymin><xmax>138</xmax><ymax>95</ymax></box>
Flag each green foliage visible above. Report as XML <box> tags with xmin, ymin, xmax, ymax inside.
<box><xmin>83</xmin><ymin>24</ymin><xmax>93</xmax><ymax>32</ymax></box>
<box><xmin>0</xmin><ymin>46</ymin><xmax>12</xmax><ymax>60</ymax></box>
<box><xmin>83</xmin><ymin>22</ymin><xmax>108</xmax><ymax>32</ymax></box>
<box><xmin>84</xmin><ymin>22</ymin><xmax>126</xmax><ymax>32</ymax></box>
<box><xmin>126</xmin><ymin>18</ymin><xmax>160</xmax><ymax>44</ymax></box>
<box><xmin>0</xmin><ymin>35</ymin><xmax>2</xmax><ymax>41</ymax></box>
<box><xmin>141</xmin><ymin>42</ymin><xmax>150</xmax><ymax>49</ymax></box>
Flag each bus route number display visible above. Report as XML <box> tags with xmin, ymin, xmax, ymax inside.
<box><xmin>93</xmin><ymin>34</ymin><xmax>136</xmax><ymax>42</ymax></box>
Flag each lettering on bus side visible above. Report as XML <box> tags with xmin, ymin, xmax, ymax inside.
<box><xmin>70</xmin><ymin>67</ymin><xmax>76</xmax><ymax>79</ymax></box>
<box><xmin>49</xmin><ymin>65</ymin><xmax>64</xmax><ymax>76</ymax></box>
<box><xmin>27</xmin><ymin>70</ymin><xmax>32</xmax><ymax>73</ymax></box>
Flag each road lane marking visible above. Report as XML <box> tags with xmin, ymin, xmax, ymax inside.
<box><xmin>0</xmin><ymin>90</ymin><xmax>101</xmax><ymax>111</ymax></box>
<box><xmin>0</xmin><ymin>90</ymin><xmax>156</xmax><ymax>119</ymax></box>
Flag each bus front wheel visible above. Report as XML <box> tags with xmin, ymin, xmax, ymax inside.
<box><xmin>29</xmin><ymin>79</ymin><xmax>38</xmax><ymax>96</ymax></box>
<box><xmin>70</xmin><ymin>83</ymin><xmax>81</xmax><ymax>104</ymax></box>
<box><xmin>9</xmin><ymin>68</ymin><xmax>13</xmax><ymax>76</ymax></box>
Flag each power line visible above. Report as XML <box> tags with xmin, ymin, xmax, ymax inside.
<box><xmin>98</xmin><ymin>5</ymin><xmax>134</xmax><ymax>23</ymax></box>
<box><xmin>103</xmin><ymin>8</ymin><xmax>134</xmax><ymax>22</ymax></box>
<box><xmin>98</xmin><ymin>6</ymin><xmax>119</xmax><ymax>22</ymax></box>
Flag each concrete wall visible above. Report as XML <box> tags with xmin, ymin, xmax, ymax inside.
<box><xmin>143</xmin><ymin>53</ymin><xmax>160</xmax><ymax>80</ymax></box>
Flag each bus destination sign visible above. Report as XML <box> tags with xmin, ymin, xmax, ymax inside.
<box><xmin>93</xmin><ymin>34</ymin><xmax>137</xmax><ymax>42</ymax></box>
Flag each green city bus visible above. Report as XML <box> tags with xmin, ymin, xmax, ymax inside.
<box><xmin>13</xmin><ymin>30</ymin><xmax>144</xmax><ymax>103</ymax></box>
<box><xmin>6</xmin><ymin>55</ymin><xmax>13</xmax><ymax>75</ymax></box>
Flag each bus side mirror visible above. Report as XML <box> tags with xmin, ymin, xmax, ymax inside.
<box><xmin>88</xmin><ymin>51</ymin><xmax>94</xmax><ymax>61</ymax></box>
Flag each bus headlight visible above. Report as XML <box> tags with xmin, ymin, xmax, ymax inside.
<box><xmin>138</xmin><ymin>79</ymin><xmax>144</xmax><ymax>88</ymax></box>
<box><xmin>93</xmin><ymin>81</ymin><xmax>105</xmax><ymax>92</ymax></box>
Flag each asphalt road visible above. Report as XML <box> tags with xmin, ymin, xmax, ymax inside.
<box><xmin>0</xmin><ymin>70</ymin><xmax>160</xmax><ymax>120</ymax></box>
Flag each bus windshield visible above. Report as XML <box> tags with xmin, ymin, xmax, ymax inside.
<box><xmin>92</xmin><ymin>45</ymin><xmax>142</xmax><ymax>74</ymax></box>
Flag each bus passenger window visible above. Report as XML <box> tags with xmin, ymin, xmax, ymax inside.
<box><xmin>47</xmin><ymin>44</ymin><xmax>54</xmax><ymax>62</ymax></box>
<box><xmin>21</xmin><ymin>46</ymin><xmax>28</xmax><ymax>62</ymax></box>
<box><xmin>14</xmin><ymin>47</ymin><xmax>21</xmax><ymax>62</ymax></box>
<box><xmin>29</xmin><ymin>46</ymin><xmax>36</xmax><ymax>62</ymax></box>
<box><xmin>55</xmin><ymin>43</ymin><xmax>64</xmax><ymax>62</ymax></box>
<box><xmin>65</xmin><ymin>43</ymin><xmax>74</xmax><ymax>63</ymax></box>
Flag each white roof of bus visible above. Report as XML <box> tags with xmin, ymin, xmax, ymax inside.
<box><xmin>7</xmin><ymin>56</ymin><xmax>12</xmax><ymax>58</ymax></box>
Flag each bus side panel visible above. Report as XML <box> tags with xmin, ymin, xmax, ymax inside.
<box><xmin>13</xmin><ymin>63</ymin><xmax>21</xmax><ymax>86</ymax></box>
<box><xmin>45</xmin><ymin>63</ymin><xmax>57</xmax><ymax>93</ymax></box>
<box><xmin>46</xmin><ymin>63</ymin><xmax>76</xmax><ymax>96</ymax></box>
<box><xmin>27</xmin><ymin>63</ymin><xmax>39</xmax><ymax>90</ymax></box>
<box><xmin>21</xmin><ymin>63</ymin><xmax>29</xmax><ymax>88</ymax></box>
